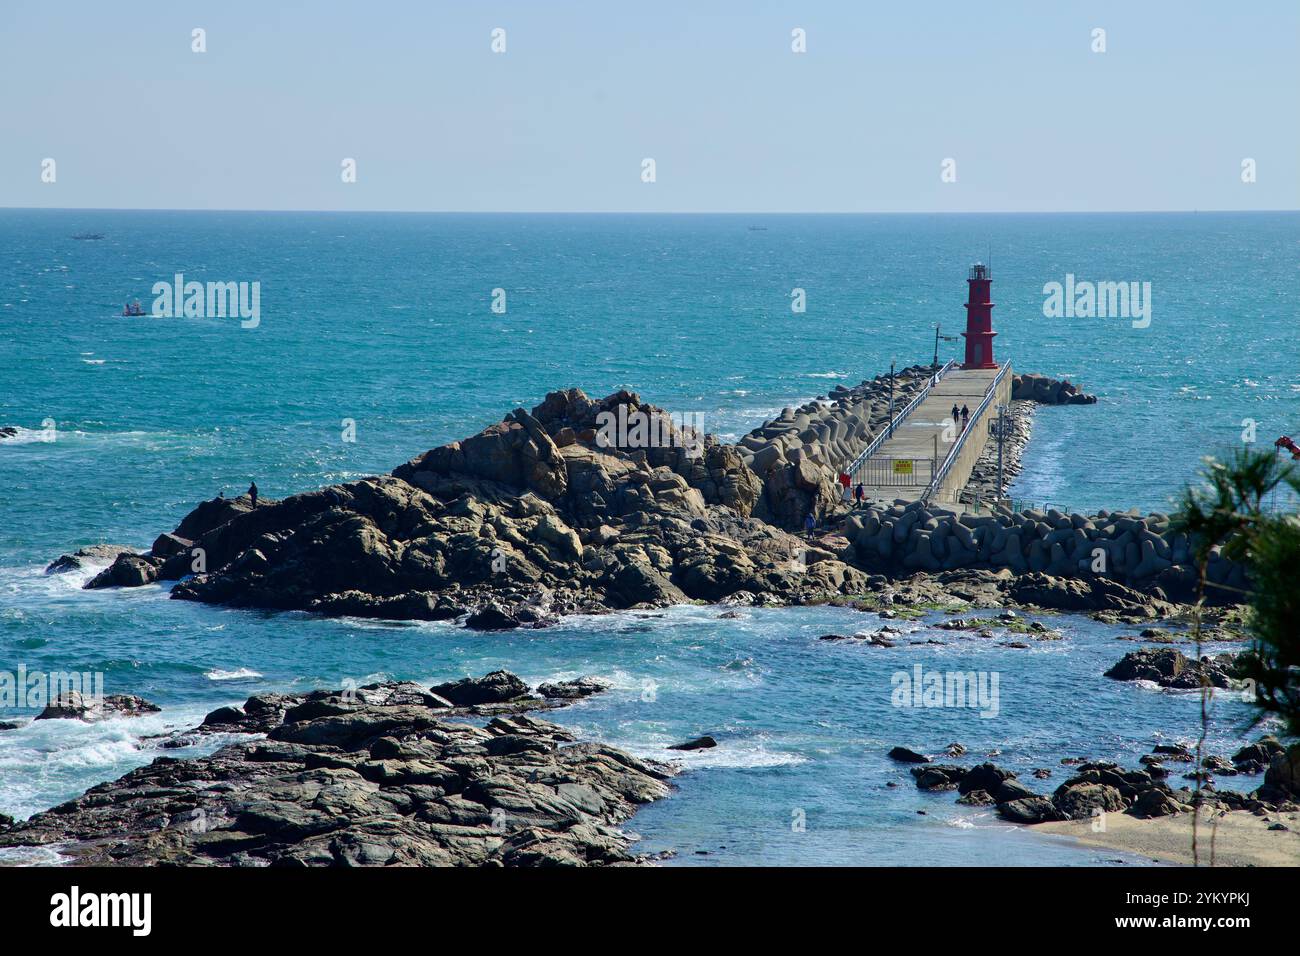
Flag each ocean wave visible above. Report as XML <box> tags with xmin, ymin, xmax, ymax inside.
<box><xmin>658</xmin><ymin>741</ymin><xmax>806</xmax><ymax>770</ymax></box>
<box><xmin>0</xmin><ymin>426</ymin><xmax>57</xmax><ymax>445</ymax></box>
<box><xmin>204</xmin><ymin>667</ymin><xmax>263</xmax><ymax>681</ymax></box>
<box><xmin>0</xmin><ymin>704</ymin><xmax>227</xmax><ymax>821</ymax></box>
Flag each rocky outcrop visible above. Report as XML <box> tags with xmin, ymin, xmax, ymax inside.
<box><xmin>64</xmin><ymin>380</ymin><xmax>1249</xmax><ymax>627</ymax></box>
<box><xmin>888</xmin><ymin>746</ymin><xmax>931</xmax><ymax>764</ymax></box>
<box><xmin>1103</xmin><ymin>647</ymin><xmax>1245</xmax><ymax>689</ymax></box>
<box><xmin>34</xmin><ymin>692</ymin><xmax>160</xmax><ymax>722</ymax></box>
<box><xmin>537</xmin><ymin>677</ymin><xmax>609</xmax><ymax>700</ymax></box>
<box><xmin>1011</xmin><ymin>373</ymin><xmax>1097</xmax><ymax>405</ymax></box>
<box><xmin>1232</xmin><ymin>736</ymin><xmax>1286</xmax><ymax>774</ymax></box>
<box><xmin>736</xmin><ymin>367</ymin><xmax>932</xmax><ymax>527</ymax></box>
<box><xmin>0</xmin><ymin>672</ymin><xmax>674</xmax><ymax>867</ymax></box>
<box><xmin>45</xmin><ymin>544</ymin><xmax>137</xmax><ymax>574</ymax></box>
<box><xmin>78</xmin><ymin>388</ymin><xmax>872</xmax><ymax>627</ymax></box>
<box><xmin>910</xmin><ymin>757</ymin><xmax>1297</xmax><ymax>824</ymax></box>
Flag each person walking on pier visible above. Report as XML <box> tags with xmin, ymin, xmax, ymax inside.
<box><xmin>854</xmin><ymin>482</ymin><xmax>864</xmax><ymax>505</ymax></box>
<box><xmin>961</xmin><ymin>405</ymin><xmax>970</xmax><ymax>432</ymax></box>
<box><xmin>950</xmin><ymin>403</ymin><xmax>959</xmax><ymax>426</ymax></box>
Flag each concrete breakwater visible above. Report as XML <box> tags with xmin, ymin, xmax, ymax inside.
<box><xmin>736</xmin><ymin>365</ymin><xmax>931</xmax><ymax>525</ymax></box>
<box><xmin>960</xmin><ymin>400</ymin><xmax>1035</xmax><ymax>506</ymax></box>
<box><xmin>1011</xmin><ymin>373</ymin><xmax>1097</xmax><ymax>405</ymax></box>
<box><xmin>736</xmin><ymin>365</ymin><xmax>932</xmax><ymax>470</ymax></box>
<box><xmin>841</xmin><ymin>500</ymin><xmax>1247</xmax><ymax>605</ymax></box>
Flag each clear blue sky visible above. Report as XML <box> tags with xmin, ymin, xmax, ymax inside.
<box><xmin>1</xmin><ymin>0</ymin><xmax>1296</xmax><ymax>212</ymax></box>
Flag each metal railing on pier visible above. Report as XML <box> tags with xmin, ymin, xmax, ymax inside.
<box><xmin>844</xmin><ymin>360</ymin><xmax>959</xmax><ymax>482</ymax></box>
<box><xmin>920</xmin><ymin>361</ymin><xmax>1013</xmax><ymax>503</ymax></box>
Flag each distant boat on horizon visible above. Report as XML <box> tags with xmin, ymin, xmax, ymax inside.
<box><xmin>71</xmin><ymin>232</ymin><xmax>105</xmax><ymax>240</ymax></box>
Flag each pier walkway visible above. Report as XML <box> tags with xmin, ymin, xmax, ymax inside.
<box><xmin>847</xmin><ymin>363</ymin><xmax>1012</xmax><ymax>511</ymax></box>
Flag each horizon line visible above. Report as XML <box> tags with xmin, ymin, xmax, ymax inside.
<box><xmin>3</xmin><ymin>206</ymin><xmax>1298</xmax><ymax>216</ymax></box>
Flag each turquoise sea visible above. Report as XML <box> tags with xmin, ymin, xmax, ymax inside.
<box><xmin>1</xmin><ymin>210</ymin><xmax>1296</xmax><ymax>865</ymax></box>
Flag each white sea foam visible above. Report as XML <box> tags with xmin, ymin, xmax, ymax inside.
<box><xmin>0</xmin><ymin>704</ymin><xmax>217</xmax><ymax>820</ymax></box>
<box><xmin>204</xmin><ymin>667</ymin><xmax>263</xmax><ymax>681</ymax></box>
<box><xmin>0</xmin><ymin>426</ymin><xmax>54</xmax><ymax>445</ymax></box>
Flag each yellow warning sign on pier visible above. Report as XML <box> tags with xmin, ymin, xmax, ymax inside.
<box><xmin>892</xmin><ymin>460</ymin><xmax>914</xmax><ymax>476</ymax></box>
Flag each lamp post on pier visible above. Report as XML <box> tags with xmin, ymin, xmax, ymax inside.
<box><xmin>995</xmin><ymin>404</ymin><xmax>1007</xmax><ymax>499</ymax></box>
<box><xmin>933</xmin><ymin>324</ymin><xmax>958</xmax><ymax>370</ymax></box>
<box><xmin>888</xmin><ymin>361</ymin><xmax>895</xmax><ymax>437</ymax></box>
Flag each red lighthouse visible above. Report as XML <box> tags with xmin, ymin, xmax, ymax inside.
<box><xmin>961</xmin><ymin>263</ymin><xmax>998</xmax><ymax>370</ymax></box>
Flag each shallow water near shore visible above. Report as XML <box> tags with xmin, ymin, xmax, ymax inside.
<box><xmin>1</xmin><ymin>210</ymin><xmax>1296</xmax><ymax>864</ymax></box>
<box><xmin>0</xmin><ymin>562</ymin><xmax>1270</xmax><ymax>866</ymax></box>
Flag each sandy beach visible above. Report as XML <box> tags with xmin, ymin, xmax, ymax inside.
<box><xmin>1036</xmin><ymin>807</ymin><xmax>1300</xmax><ymax>867</ymax></box>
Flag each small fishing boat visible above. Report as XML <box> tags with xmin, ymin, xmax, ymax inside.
<box><xmin>122</xmin><ymin>301</ymin><xmax>146</xmax><ymax>316</ymax></box>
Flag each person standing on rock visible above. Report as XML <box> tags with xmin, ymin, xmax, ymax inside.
<box><xmin>803</xmin><ymin>511</ymin><xmax>816</xmax><ymax>537</ymax></box>
<box><xmin>248</xmin><ymin>481</ymin><xmax>258</xmax><ymax>509</ymax></box>
<box><xmin>854</xmin><ymin>482</ymin><xmax>865</xmax><ymax>505</ymax></box>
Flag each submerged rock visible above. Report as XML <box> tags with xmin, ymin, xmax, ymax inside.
<box><xmin>537</xmin><ymin>677</ymin><xmax>610</xmax><ymax>700</ymax></box>
<box><xmin>35</xmin><ymin>692</ymin><xmax>160</xmax><ymax>722</ymax></box>
<box><xmin>888</xmin><ymin>746</ymin><xmax>930</xmax><ymax>764</ymax></box>
<box><xmin>45</xmin><ymin>544</ymin><xmax>137</xmax><ymax>574</ymax></box>
<box><xmin>1103</xmin><ymin>648</ymin><xmax>1239</xmax><ymax>689</ymax></box>
<box><xmin>667</xmin><ymin>736</ymin><xmax>717</xmax><ymax>752</ymax></box>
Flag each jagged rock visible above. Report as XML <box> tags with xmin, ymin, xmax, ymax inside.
<box><xmin>959</xmin><ymin>763</ymin><xmax>1015</xmax><ymax>795</ymax></box>
<box><xmin>537</xmin><ymin>677</ymin><xmax>610</xmax><ymax>700</ymax></box>
<box><xmin>45</xmin><ymin>544</ymin><xmax>137</xmax><ymax>574</ymax></box>
<box><xmin>667</xmin><ymin>736</ymin><xmax>717</xmax><ymax>752</ymax></box>
<box><xmin>35</xmin><ymin>692</ymin><xmax>160</xmax><ymax>722</ymax></box>
<box><xmin>0</xmin><ymin>673</ymin><xmax>671</xmax><ymax>867</ymax></box>
<box><xmin>1233</xmin><ymin>736</ymin><xmax>1285</xmax><ymax>774</ymax></box>
<box><xmin>86</xmin><ymin>554</ymin><xmax>162</xmax><ymax>588</ymax></box>
<box><xmin>1053</xmin><ymin>781</ymin><xmax>1127</xmax><ymax>820</ymax></box>
<box><xmin>1127</xmin><ymin>788</ymin><xmax>1187</xmax><ymax>818</ymax></box>
<box><xmin>912</xmin><ymin>765</ymin><xmax>966</xmax><ymax>791</ymax></box>
<box><xmin>1104</xmin><ymin>648</ymin><xmax>1235</xmax><ymax>689</ymax></box>
<box><xmin>1263</xmin><ymin>744</ymin><xmax>1300</xmax><ymax>798</ymax></box>
<box><xmin>998</xmin><ymin>797</ymin><xmax>1063</xmax><ymax>823</ymax></box>
<box><xmin>993</xmin><ymin>779</ymin><xmax>1036</xmax><ymax>803</ymax></box>
<box><xmin>429</xmin><ymin>671</ymin><xmax>530</xmax><ymax>706</ymax></box>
